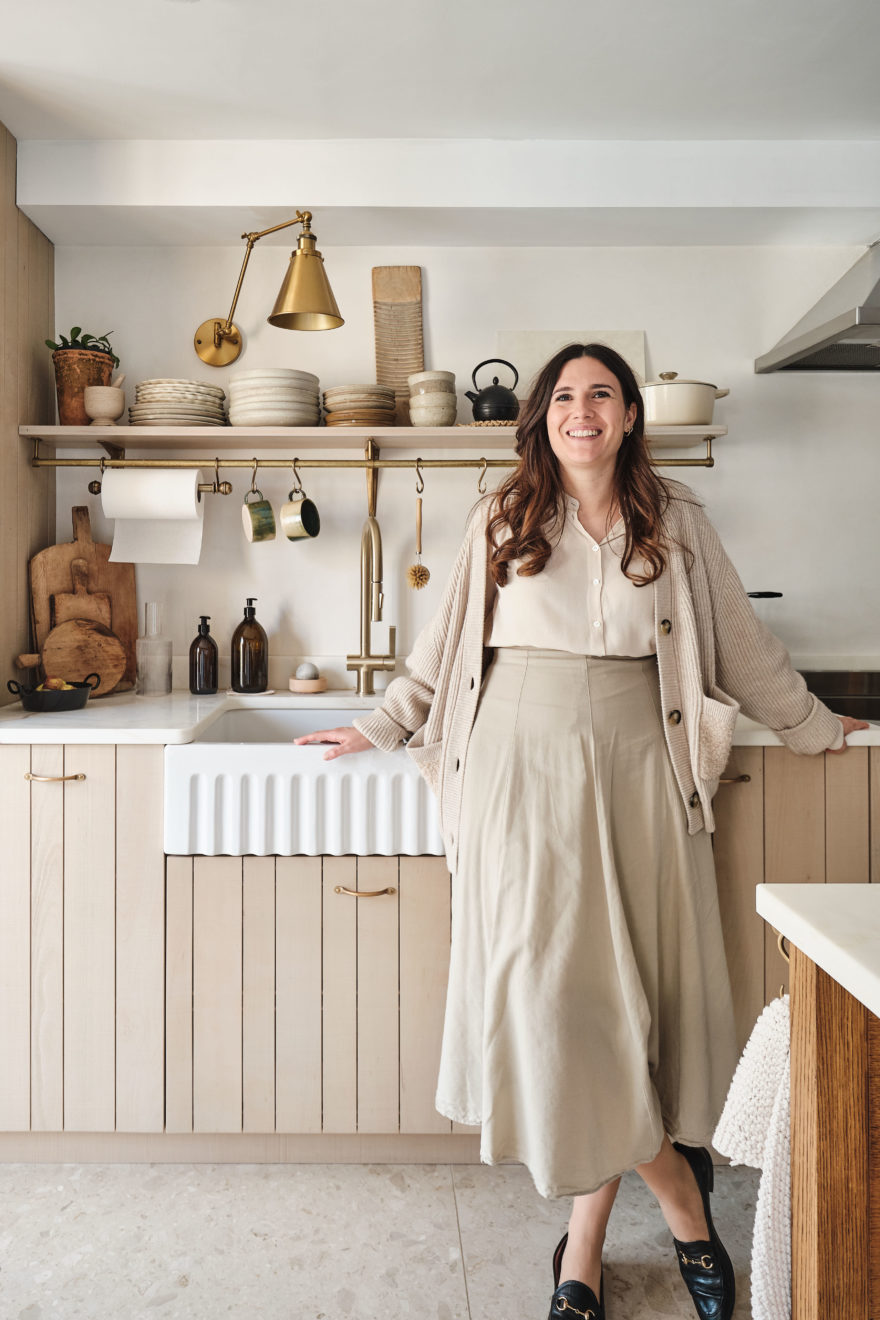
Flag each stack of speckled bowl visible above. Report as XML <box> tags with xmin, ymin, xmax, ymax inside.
<box><xmin>408</xmin><ymin>370</ymin><xmax>457</xmax><ymax>426</ymax></box>
<box><xmin>129</xmin><ymin>379</ymin><xmax>226</xmax><ymax>426</ymax></box>
<box><xmin>322</xmin><ymin>384</ymin><xmax>396</xmax><ymax>427</ymax></box>
<box><xmin>227</xmin><ymin>368</ymin><xmax>321</xmax><ymax>426</ymax></box>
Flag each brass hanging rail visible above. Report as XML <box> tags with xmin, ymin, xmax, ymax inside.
<box><xmin>30</xmin><ymin>437</ymin><xmax>714</xmax><ymax>472</ymax></box>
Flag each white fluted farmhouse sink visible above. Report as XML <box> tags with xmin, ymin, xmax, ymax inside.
<box><xmin>164</xmin><ymin>707</ymin><xmax>443</xmax><ymax>857</ymax></box>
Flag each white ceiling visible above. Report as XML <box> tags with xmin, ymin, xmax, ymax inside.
<box><xmin>3</xmin><ymin>0</ymin><xmax>879</xmax><ymax>247</ymax></box>
<box><xmin>1</xmin><ymin>0</ymin><xmax>879</xmax><ymax>141</ymax></box>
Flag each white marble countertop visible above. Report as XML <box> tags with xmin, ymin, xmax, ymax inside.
<box><xmin>0</xmin><ymin>692</ymin><xmax>877</xmax><ymax>747</ymax></box>
<box><xmin>0</xmin><ymin>689</ymin><xmax>383</xmax><ymax>744</ymax></box>
<box><xmin>756</xmin><ymin>883</ymin><xmax>880</xmax><ymax>1018</ymax></box>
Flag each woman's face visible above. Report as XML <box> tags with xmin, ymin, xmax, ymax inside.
<box><xmin>545</xmin><ymin>356</ymin><xmax>637</xmax><ymax>483</ymax></box>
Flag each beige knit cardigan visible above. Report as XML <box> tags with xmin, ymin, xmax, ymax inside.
<box><xmin>353</xmin><ymin>480</ymin><xmax>843</xmax><ymax>874</ymax></box>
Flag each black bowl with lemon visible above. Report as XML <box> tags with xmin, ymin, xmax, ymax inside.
<box><xmin>7</xmin><ymin>673</ymin><xmax>101</xmax><ymax>712</ymax></box>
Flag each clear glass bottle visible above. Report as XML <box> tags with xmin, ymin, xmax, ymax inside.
<box><xmin>189</xmin><ymin>615</ymin><xmax>218</xmax><ymax>695</ymax></box>
<box><xmin>136</xmin><ymin>601</ymin><xmax>173</xmax><ymax>696</ymax></box>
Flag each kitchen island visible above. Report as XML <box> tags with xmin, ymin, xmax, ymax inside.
<box><xmin>756</xmin><ymin>884</ymin><xmax>880</xmax><ymax>1320</ymax></box>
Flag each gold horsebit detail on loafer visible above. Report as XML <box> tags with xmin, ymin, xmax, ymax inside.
<box><xmin>678</xmin><ymin>1249</ymin><xmax>715</xmax><ymax>1268</ymax></box>
<box><xmin>554</xmin><ymin>1298</ymin><xmax>596</xmax><ymax>1319</ymax></box>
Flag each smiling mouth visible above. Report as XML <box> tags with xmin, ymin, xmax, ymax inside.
<box><xmin>567</xmin><ymin>429</ymin><xmax>601</xmax><ymax>438</ymax></box>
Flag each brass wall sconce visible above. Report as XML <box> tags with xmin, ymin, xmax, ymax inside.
<box><xmin>194</xmin><ymin>210</ymin><xmax>344</xmax><ymax>367</ymax></box>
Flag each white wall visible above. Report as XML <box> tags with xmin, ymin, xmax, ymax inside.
<box><xmin>54</xmin><ymin>242</ymin><xmax>879</xmax><ymax>683</ymax></box>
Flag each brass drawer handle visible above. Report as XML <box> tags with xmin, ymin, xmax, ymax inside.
<box><xmin>24</xmin><ymin>771</ymin><xmax>86</xmax><ymax>782</ymax></box>
<box><xmin>334</xmin><ymin>885</ymin><xmax>396</xmax><ymax>898</ymax></box>
<box><xmin>719</xmin><ymin>774</ymin><xmax>751</xmax><ymax>784</ymax></box>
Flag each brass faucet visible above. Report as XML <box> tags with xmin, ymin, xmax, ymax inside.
<box><xmin>346</xmin><ymin>514</ymin><xmax>397</xmax><ymax>695</ymax></box>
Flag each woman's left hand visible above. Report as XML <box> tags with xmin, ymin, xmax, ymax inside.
<box><xmin>827</xmin><ymin>715</ymin><xmax>871</xmax><ymax>753</ymax></box>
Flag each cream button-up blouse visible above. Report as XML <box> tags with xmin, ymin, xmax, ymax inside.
<box><xmin>487</xmin><ymin>494</ymin><xmax>657</xmax><ymax>657</ymax></box>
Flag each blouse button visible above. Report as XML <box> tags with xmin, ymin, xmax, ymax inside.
<box><xmin>660</xmin><ymin>619</ymin><xmax>672</xmax><ymax>635</ymax></box>
<box><xmin>668</xmin><ymin>709</ymin><xmax>682</xmax><ymax>725</ymax></box>
<box><xmin>592</xmin><ymin>545</ymin><xmax>600</xmax><ymax>553</ymax></box>
<box><xmin>592</xmin><ymin>578</ymin><xmax>600</xmax><ymax>586</ymax></box>
<box><xmin>592</xmin><ymin>620</ymin><xmax>602</xmax><ymax>629</ymax></box>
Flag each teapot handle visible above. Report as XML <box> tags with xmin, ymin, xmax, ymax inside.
<box><xmin>472</xmin><ymin>358</ymin><xmax>519</xmax><ymax>391</ymax></box>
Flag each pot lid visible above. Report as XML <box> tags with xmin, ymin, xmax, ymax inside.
<box><xmin>643</xmin><ymin>371</ymin><xmax>718</xmax><ymax>389</ymax></box>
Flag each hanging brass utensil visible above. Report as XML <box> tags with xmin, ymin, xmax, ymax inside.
<box><xmin>406</xmin><ymin>464</ymin><xmax>431</xmax><ymax>589</ymax></box>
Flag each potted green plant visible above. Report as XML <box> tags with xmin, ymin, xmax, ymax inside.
<box><xmin>45</xmin><ymin>327</ymin><xmax>121</xmax><ymax>426</ymax></box>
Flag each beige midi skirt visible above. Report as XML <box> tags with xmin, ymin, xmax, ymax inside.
<box><xmin>434</xmin><ymin>647</ymin><xmax>740</xmax><ymax>1200</ymax></box>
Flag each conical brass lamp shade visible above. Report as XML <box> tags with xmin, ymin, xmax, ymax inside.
<box><xmin>268</xmin><ymin>231</ymin><xmax>343</xmax><ymax>331</ymax></box>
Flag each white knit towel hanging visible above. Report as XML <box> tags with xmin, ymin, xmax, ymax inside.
<box><xmin>712</xmin><ymin>993</ymin><xmax>791</xmax><ymax>1320</ymax></box>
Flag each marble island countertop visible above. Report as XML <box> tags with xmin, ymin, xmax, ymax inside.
<box><xmin>0</xmin><ymin>691</ymin><xmax>878</xmax><ymax>746</ymax></box>
<box><xmin>756</xmin><ymin>883</ymin><xmax>880</xmax><ymax>1018</ymax></box>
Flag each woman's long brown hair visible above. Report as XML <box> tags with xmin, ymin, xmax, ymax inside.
<box><xmin>487</xmin><ymin>342</ymin><xmax>677</xmax><ymax>588</ymax></box>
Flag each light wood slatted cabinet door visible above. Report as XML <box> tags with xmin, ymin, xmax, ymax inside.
<box><xmin>713</xmin><ymin>746</ymin><xmax>873</xmax><ymax>1047</ymax></box>
<box><xmin>167</xmin><ymin>854</ymin><xmax>454</xmax><ymax>1135</ymax></box>
<box><xmin>0</xmin><ymin>743</ymin><xmax>165</xmax><ymax>1134</ymax></box>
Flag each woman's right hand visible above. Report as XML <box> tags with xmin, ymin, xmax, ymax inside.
<box><xmin>293</xmin><ymin>726</ymin><xmax>375</xmax><ymax>760</ymax></box>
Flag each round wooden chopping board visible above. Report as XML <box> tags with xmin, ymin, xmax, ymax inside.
<box><xmin>40</xmin><ymin>619</ymin><xmax>127</xmax><ymax>697</ymax></box>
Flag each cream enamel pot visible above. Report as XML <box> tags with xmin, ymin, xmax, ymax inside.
<box><xmin>642</xmin><ymin>372</ymin><xmax>729</xmax><ymax>426</ymax></box>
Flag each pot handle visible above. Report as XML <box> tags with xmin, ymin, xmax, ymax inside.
<box><xmin>6</xmin><ymin>680</ymin><xmax>22</xmax><ymax>696</ymax></box>
<box><xmin>715</xmin><ymin>387</ymin><xmax>730</xmax><ymax>399</ymax></box>
<box><xmin>472</xmin><ymin>358</ymin><xmax>519</xmax><ymax>391</ymax></box>
<box><xmin>82</xmin><ymin>672</ymin><xmax>101</xmax><ymax>691</ymax></box>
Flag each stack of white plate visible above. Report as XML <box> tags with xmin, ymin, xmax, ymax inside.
<box><xmin>129</xmin><ymin>379</ymin><xmax>226</xmax><ymax>426</ymax></box>
<box><xmin>227</xmin><ymin>368</ymin><xmax>321</xmax><ymax>427</ymax></box>
<box><xmin>322</xmin><ymin>384</ymin><xmax>397</xmax><ymax>426</ymax></box>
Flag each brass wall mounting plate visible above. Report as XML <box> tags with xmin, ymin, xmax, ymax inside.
<box><xmin>194</xmin><ymin>318</ymin><xmax>243</xmax><ymax>367</ymax></box>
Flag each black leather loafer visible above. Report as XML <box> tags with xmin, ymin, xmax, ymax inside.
<box><xmin>548</xmin><ymin>1274</ymin><xmax>605</xmax><ymax>1320</ymax></box>
<box><xmin>550</xmin><ymin>1233</ymin><xmax>605</xmax><ymax>1319</ymax></box>
<box><xmin>671</xmin><ymin>1142</ymin><xmax>735</xmax><ymax>1320</ymax></box>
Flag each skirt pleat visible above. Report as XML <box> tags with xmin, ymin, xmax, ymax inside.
<box><xmin>434</xmin><ymin>647</ymin><xmax>740</xmax><ymax>1199</ymax></box>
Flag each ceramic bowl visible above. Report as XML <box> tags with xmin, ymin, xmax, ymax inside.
<box><xmin>409</xmin><ymin>379</ymin><xmax>455</xmax><ymax>396</ymax></box>
<box><xmin>408</xmin><ymin>402</ymin><xmax>457</xmax><ymax>426</ymax></box>
<box><xmin>407</xmin><ymin>370</ymin><xmax>455</xmax><ymax>388</ymax></box>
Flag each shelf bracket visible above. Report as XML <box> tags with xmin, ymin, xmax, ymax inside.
<box><xmin>98</xmin><ymin>438</ymin><xmax>126</xmax><ymax>462</ymax></box>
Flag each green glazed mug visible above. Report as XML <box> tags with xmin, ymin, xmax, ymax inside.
<box><xmin>242</xmin><ymin>489</ymin><xmax>276</xmax><ymax>542</ymax></box>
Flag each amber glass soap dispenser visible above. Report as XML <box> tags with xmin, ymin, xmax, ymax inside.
<box><xmin>231</xmin><ymin>598</ymin><xmax>268</xmax><ymax>693</ymax></box>
<box><xmin>189</xmin><ymin>615</ymin><xmax>219</xmax><ymax>695</ymax></box>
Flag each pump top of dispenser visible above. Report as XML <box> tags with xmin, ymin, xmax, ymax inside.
<box><xmin>244</xmin><ymin>598</ymin><xmax>257</xmax><ymax>618</ymax></box>
<box><xmin>198</xmin><ymin>616</ymin><xmax>211</xmax><ymax>635</ymax></box>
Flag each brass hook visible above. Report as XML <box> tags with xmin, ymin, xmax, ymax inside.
<box><xmin>289</xmin><ymin>458</ymin><xmax>304</xmax><ymax>497</ymax></box>
<box><xmin>477</xmin><ymin>457</ymin><xmax>488</xmax><ymax>494</ymax></box>
<box><xmin>88</xmin><ymin>455</ymin><xmax>106</xmax><ymax>495</ymax></box>
<box><xmin>250</xmin><ymin>458</ymin><xmax>259</xmax><ymax>494</ymax></box>
<box><xmin>415</xmin><ymin>458</ymin><xmax>425</xmax><ymax>494</ymax></box>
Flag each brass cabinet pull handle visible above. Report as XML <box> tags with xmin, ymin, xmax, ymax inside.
<box><xmin>333</xmin><ymin>885</ymin><xmax>396</xmax><ymax>897</ymax></box>
<box><xmin>24</xmin><ymin>772</ymin><xmax>86</xmax><ymax>782</ymax></box>
<box><xmin>719</xmin><ymin>774</ymin><xmax>751</xmax><ymax>784</ymax></box>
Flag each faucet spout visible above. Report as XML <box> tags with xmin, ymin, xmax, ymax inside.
<box><xmin>347</xmin><ymin>513</ymin><xmax>397</xmax><ymax>696</ymax></box>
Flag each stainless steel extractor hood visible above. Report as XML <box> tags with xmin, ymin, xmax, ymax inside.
<box><xmin>755</xmin><ymin>244</ymin><xmax>880</xmax><ymax>373</ymax></box>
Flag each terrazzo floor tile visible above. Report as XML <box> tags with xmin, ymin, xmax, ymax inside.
<box><xmin>452</xmin><ymin>1160</ymin><xmax>760</xmax><ymax>1319</ymax></box>
<box><xmin>0</xmin><ymin>1163</ymin><xmax>469</xmax><ymax>1320</ymax></box>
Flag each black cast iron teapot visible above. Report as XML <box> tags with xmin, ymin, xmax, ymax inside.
<box><xmin>465</xmin><ymin>359</ymin><xmax>520</xmax><ymax>421</ymax></box>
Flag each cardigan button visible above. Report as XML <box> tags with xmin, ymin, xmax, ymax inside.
<box><xmin>470</xmin><ymin>677</ymin><xmax>475</xmax><ymax>689</ymax></box>
<box><xmin>690</xmin><ymin>791</ymin><xmax>700</xmax><ymax>807</ymax></box>
<box><xmin>668</xmin><ymin>709</ymin><xmax>682</xmax><ymax>725</ymax></box>
<box><xmin>660</xmin><ymin>619</ymin><xmax>672</xmax><ymax>635</ymax></box>
<box><xmin>455</xmin><ymin>758</ymin><xmax>460</xmax><ymax>772</ymax></box>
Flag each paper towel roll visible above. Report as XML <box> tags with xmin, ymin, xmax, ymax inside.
<box><xmin>103</xmin><ymin>469</ymin><xmax>205</xmax><ymax>564</ymax></box>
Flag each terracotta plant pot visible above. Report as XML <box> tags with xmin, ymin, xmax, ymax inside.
<box><xmin>52</xmin><ymin>349</ymin><xmax>114</xmax><ymax>425</ymax></box>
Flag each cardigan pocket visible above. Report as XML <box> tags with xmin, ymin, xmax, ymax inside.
<box><xmin>404</xmin><ymin>726</ymin><xmax>444</xmax><ymax>796</ymax></box>
<box><xmin>697</xmin><ymin>685</ymin><xmax>741</xmax><ymax>783</ymax></box>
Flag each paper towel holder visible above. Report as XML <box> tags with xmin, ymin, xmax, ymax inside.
<box><xmin>87</xmin><ymin>458</ymin><xmax>232</xmax><ymax>499</ymax></box>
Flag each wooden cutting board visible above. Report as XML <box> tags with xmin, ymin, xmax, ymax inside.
<box><xmin>372</xmin><ymin>266</ymin><xmax>425</xmax><ymax>425</ymax></box>
<box><xmin>40</xmin><ymin>619</ymin><xmax>127</xmax><ymax>695</ymax></box>
<box><xmin>51</xmin><ymin>558</ymin><xmax>112</xmax><ymax>629</ymax></box>
<box><xmin>29</xmin><ymin>507</ymin><xmax>137</xmax><ymax>691</ymax></box>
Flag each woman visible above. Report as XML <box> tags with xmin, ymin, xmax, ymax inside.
<box><xmin>296</xmin><ymin>343</ymin><xmax>867</xmax><ymax>1320</ymax></box>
